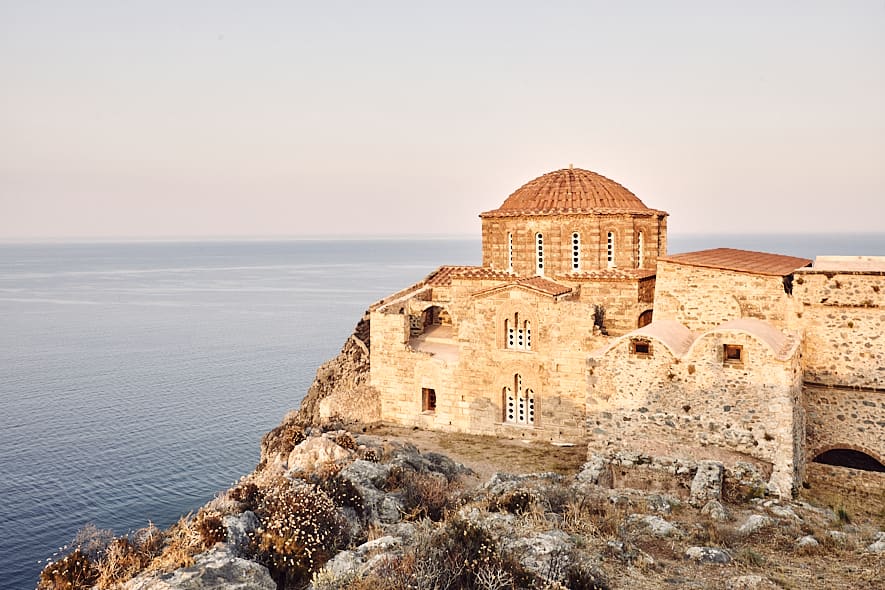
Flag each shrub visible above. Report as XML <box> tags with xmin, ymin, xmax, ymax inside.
<box><xmin>196</xmin><ymin>511</ymin><xmax>226</xmax><ymax>546</ymax></box>
<box><xmin>333</xmin><ymin>432</ymin><xmax>358</xmax><ymax>451</ymax></box>
<box><xmin>489</xmin><ymin>489</ymin><xmax>535</xmax><ymax>515</ymax></box>
<box><xmin>38</xmin><ymin>549</ymin><xmax>98</xmax><ymax>590</ymax></box>
<box><xmin>252</xmin><ymin>477</ymin><xmax>347</xmax><ymax>587</ymax></box>
<box><xmin>317</xmin><ymin>474</ymin><xmax>365</xmax><ymax>518</ymax></box>
<box><xmin>230</xmin><ymin>481</ymin><xmax>261</xmax><ymax>511</ymax></box>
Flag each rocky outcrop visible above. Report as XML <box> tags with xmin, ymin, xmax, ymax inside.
<box><xmin>295</xmin><ymin>314</ymin><xmax>375</xmax><ymax>427</ymax></box>
<box><xmin>124</xmin><ymin>546</ymin><xmax>275</xmax><ymax>590</ymax></box>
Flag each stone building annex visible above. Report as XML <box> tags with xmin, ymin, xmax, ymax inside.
<box><xmin>358</xmin><ymin>166</ymin><xmax>884</xmax><ymax>501</ymax></box>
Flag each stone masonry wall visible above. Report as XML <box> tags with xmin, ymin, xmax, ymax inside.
<box><xmin>481</xmin><ymin>213</ymin><xmax>666</xmax><ymax>277</ymax></box>
<box><xmin>804</xmin><ymin>463</ymin><xmax>885</xmax><ymax>515</ymax></box>
<box><xmin>803</xmin><ymin>384</ymin><xmax>885</xmax><ymax>464</ymax></box>
<box><xmin>792</xmin><ymin>271</ymin><xmax>885</xmax><ymax>389</ymax></box>
<box><xmin>654</xmin><ymin>262</ymin><xmax>793</xmax><ymax>331</ymax></box>
<box><xmin>588</xmin><ymin>330</ymin><xmax>803</xmax><ymax>497</ymax></box>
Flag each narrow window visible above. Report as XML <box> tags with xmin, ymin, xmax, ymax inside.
<box><xmin>571</xmin><ymin>232</ymin><xmax>580</xmax><ymax>271</ymax></box>
<box><xmin>422</xmin><ymin>388</ymin><xmax>436</xmax><ymax>412</ymax></box>
<box><xmin>630</xmin><ymin>339</ymin><xmax>652</xmax><ymax>357</ymax></box>
<box><xmin>507</xmin><ymin>232</ymin><xmax>513</xmax><ymax>271</ymax></box>
<box><xmin>535</xmin><ymin>233</ymin><xmax>544</xmax><ymax>275</ymax></box>
<box><xmin>607</xmin><ymin>231</ymin><xmax>615</xmax><ymax>268</ymax></box>
<box><xmin>723</xmin><ymin>344</ymin><xmax>744</xmax><ymax>366</ymax></box>
<box><xmin>504</xmin><ymin>374</ymin><xmax>535</xmax><ymax>425</ymax></box>
<box><xmin>637</xmin><ymin>231</ymin><xmax>644</xmax><ymax>268</ymax></box>
<box><xmin>505</xmin><ymin>313</ymin><xmax>532</xmax><ymax>351</ymax></box>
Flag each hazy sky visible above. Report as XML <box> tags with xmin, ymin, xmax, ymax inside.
<box><xmin>1</xmin><ymin>1</ymin><xmax>883</xmax><ymax>239</ymax></box>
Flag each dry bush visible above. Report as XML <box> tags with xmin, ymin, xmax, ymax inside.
<box><xmin>230</xmin><ymin>481</ymin><xmax>261</xmax><ymax>511</ymax></box>
<box><xmin>252</xmin><ymin>476</ymin><xmax>348</xmax><ymax>588</ymax></box>
<box><xmin>333</xmin><ymin>431</ymin><xmax>358</xmax><ymax>451</ymax></box>
<box><xmin>195</xmin><ymin>511</ymin><xmax>226</xmax><ymax>546</ymax></box>
<box><xmin>259</xmin><ymin>416</ymin><xmax>306</xmax><ymax>468</ymax></box>
<box><xmin>146</xmin><ymin>514</ymin><xmax>203</xmax><ymax>573</ymax></box>
<box><xmin>316</xmin><ymin>473</ymin><xmax>365</xmax><ymax>518</ymax></box>
<box><xmin>37</xmin><ymin>550</ymin><xmax>98</xmax><ymax>590</ymax></box>
<box><xmin>94</xmin><ymin>538</ymin><xmax>148</xmax><ymax>589</ymax></box>
<box><xmin>385</xmin><ymin>465</ymin><xmax>459</xmax><ymax>522</ymax></box>
<box><xmin>489</xmin><ymin>489</ymin><xmax>535</xmax><ymax>515</ymax></box>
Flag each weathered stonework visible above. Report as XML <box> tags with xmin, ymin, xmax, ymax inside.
<box><xmin>356</xmin><ymin>166</ymin><xmax>884</xmax><ymax>501</ymax></box>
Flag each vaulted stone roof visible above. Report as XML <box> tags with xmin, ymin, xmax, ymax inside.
<box><xmin>472</xmin><ymin>276</ymin><xmax>574</xmax><ymax>299</ymax></box>
<box><xmin>659</xmin><ymin>248</ymin><xmax>812</xmax><ymax>277</ymax></box>
<box><xmin>480</xmin><ymin>167</ymin><xmax>668</xmax><ymax>218</ymax></box>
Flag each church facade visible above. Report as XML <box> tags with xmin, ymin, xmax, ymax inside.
<box><xmin>367</xmin><ymin>166</ymin><xmax>884</xmax><ymax>499</ymax></box>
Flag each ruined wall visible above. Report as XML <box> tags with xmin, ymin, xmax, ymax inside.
<box><xmin>792</xmin><ymin>271</ymin><xmax>885</xmax><ymax>389</ymax></box>
<box><xmin>803</xmin><ymin>384</ymin><xmax>884</xmax><ymax>465</ymax></box>
<box><xmin>804</xmin><ymin>463</ymin><xmax>885</xmax><ymax>515</ymax></box>
<box><xmin>481</xmin><ymin>213</ymin><xmax>666</xmax><ymax>277</ymax></box>
<box><xmin>654</xmin><ymin>262</ymin><xmax>793</xmax><ymax>331</ymax></box>
<box><xmin>587</xmin><ymin>329</ymin><xmax>803</xmax><ymax>497</ymax></box>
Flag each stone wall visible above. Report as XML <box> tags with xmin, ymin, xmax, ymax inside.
<box><xmin>587</xmin><ymin>326</ymin><xmax>803</xmax><ymax>497</ymax></box>
<box><xmin>792</xmin><ymin>270</ymin><xmax>885</xmax><ymax>389</ymax></box>
<box><xmin>803</xmin><ymin>384</ymin><xmax>884</xmax><ymax>465</ymax></box>
<box><xmin>481</xmin><ymin>213</ymin><xmax>666</xmax><ymax>277</ymax></box>
<box><xmin>804</xmin><ymin>462</ymin><xmax>885</xmax><ymax>515</ymax></box>
<box><xmin>573</xmin><ymin>278</ymin><xmax>653</xmax><ymax>335</ymax></box>
<box><xmin>654</xmin><ymin>262</ymin><xmax>793</xmax><ymax>331</ymax></box>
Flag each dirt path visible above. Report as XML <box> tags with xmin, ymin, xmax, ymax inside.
<box><xmin>362</xmin><ymin>424</ymin><xmax>588</xmax><ymax>483</ymax></box>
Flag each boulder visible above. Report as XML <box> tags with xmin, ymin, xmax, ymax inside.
<box><xmin>867</xmin><ymin>531</ymin><xmax>885</xmax><ymax>553</ymax></box>
<box><xmin>287</xmin><ymin>436</ymin><xmax>354</xmax><ymax>473</ymax></box>
<box><xmin>502</xmin><ymin>529</ymin><xmax>575</xmax><ymax>578</ymax></box>
<box><xmin>796</xmin><ymin>535</ymin><xmax>819</xmax><ymax>548</ymax></box>
<box><xmin>701</xmin><ymin>500</ymin><xmax>729</xmax><ymax>522</ymax></box>
<box><xmin>628</xmin><ymin>514</ymin><xmax>679</xmax><ymax>538</ymax></box>
<box><xmin>738</xmin><ymin>514</ymin><xmax>774</xmax><ymax>535</ymax></box>
<box><xmin>689</xmin><ymin>461</ymin><xmax>724</xmax><ymax>507</ymax></box>
<box><xmin>222</xmin><ymin>511</ymin><xmax>259</xmax><ymax>556</ymax></box>
<box><xmin>725</xmin><ymin>574</ymin><xmax>779</xmax><ymax>589</ymax></box>
<box><xmin>684</xmin><ymin>546</ymin><xmax>731</xmax><ymax>564</ymax></box>
<box><xmin>124</xmin><ymin>545</ymin><xmax>275</xmax><ymax>590</ymax></box>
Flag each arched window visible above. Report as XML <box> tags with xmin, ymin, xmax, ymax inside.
<box><xmin>505</xmin><ymin>313</ymin><xmax>531</xmax><ymax>351</ymax></box>
<box><xmin>606</xmin><ymin>231</ymin><xmax>615</xmax><ymax>269</ymax></box>
<box><xmin>535</xmin><ymin>233</ymin><xmax>544</xmax><ymax>275</ymax></box>
<box><xmin>507</xmin><ymin>232</ymin><xmax>513</xmax><ymax>271</ymax></box>
<box><xmin>504</xmin><ymin>373</ymin><xmax>535</xmax><ymax>425</ymax></box>
<box><xmin>637</xmin><ymin>231</ymin><xmax>644</xmax><ymax>268</ymax></box>
<box><xmin>571</xmin><ymin>232</ymin><xmax>580</xmax><ymax>271</ymax></box>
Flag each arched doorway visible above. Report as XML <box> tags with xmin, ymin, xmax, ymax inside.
<box><xmin>813</xmin><ymin>448</ymin><xmax>885</xmax><ymax>473</ymax></box>
<box><xmin>637</xmin><ymin>309</ymin><xmax>653</xmax><ymax>328</ymax></box>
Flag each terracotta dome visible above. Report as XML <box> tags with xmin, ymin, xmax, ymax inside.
<box><xmin>481</xmin><ymin>167</ymin><xmax>656</xmax><ymax>217</ymax></box>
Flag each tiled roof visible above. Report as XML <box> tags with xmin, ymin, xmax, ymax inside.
<box><xmin>480</xmin><ymin>167</ymin><xmax>668</xmax><ymax>218</ymax></box>
<box><xmin>659</xmin><ymin>248</ymin><xmax>811</xmax><ymax>276</ymax></box>
<box><xmin>472</xmin><ymin>276</ymin><xmax>574</xmax><ymax>299</ymax></box>
<box><xmin>563</xmin><ymin>268</ymin><xmax>657</xmax><ymax>281</ymax></box>
<box><xmin>425</xmin><ymin>266</ymin><xmax>514</xmax><ymax>286</ymax></box>
<box><xmin>516</xmin><ymin>276</ymin><xmax>573</xmax><ymax>296</ymax></box>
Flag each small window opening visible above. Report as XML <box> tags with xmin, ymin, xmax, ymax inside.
<box><xmin>422</xmin><ymin>388</ymin><xmax>436</xmax><ymax>412</ymax></box>
<box><xmin>723</xmin><ymin>344</ymin><xmax>744</xmax><ymax>365</ymax></box>
<box><xmin>505</xmin><ymin>313</ymin><xmax>531</xmax><ymax>351</ymax></box>
<box><xmin>504</xmin><ymin>373</ymin><xmax>534</xmax><ymax>425</ymax></box>
<box><xmin>637</xmin><ymin>231</ymin><xmax>644</xmax><ymax>268</ymax></box>
<box><xmin>606</xmin><ymin>231</ymin><xmax>615</xmax><ymax>268</ymax></box>
<box><xmin>507</xmin><ymin>232</ymin><xmax>513</xmax><ymax>271</ymax></box>
<box><xmin>535</xmin><ymin>233</ymin><xmax>544</xmax><ymax>275</ymax></box>
<box><xmin>630</xmin><ymin>339</ymin><xmax>652</xmax><ymax>357</ymax></box>
<box><xmin>571</xmin><ymin>232</ymin><xmax>580</xmax><ymax>271</ymax></box>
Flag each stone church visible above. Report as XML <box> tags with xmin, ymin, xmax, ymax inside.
<box><xmin>366</xmin><ymin>166</ymin><xmax>884</xmax><ymax>500</ymax></box>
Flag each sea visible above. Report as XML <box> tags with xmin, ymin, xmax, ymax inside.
<box><xmin>1</xmin><ymin>234</ymin><xmax>882</xmax><ymax>589</ymax></box>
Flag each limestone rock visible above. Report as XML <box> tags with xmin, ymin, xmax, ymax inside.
<box><xmin>701</xmin><ymin>499</ymin><xmax>729</xmax><ymax>522</ymax></box>
<box><xmin>124</xmin><ymin>545</ymin><xmax>275</xmax><ymax>590</ymax></box>
<box><xmin>503</xmin><ymin>529</ymin><xmax>575</xmax><ymax>578</ymax></box>
<box><xmin>689</xmin><ymin>461</ymin><xmax>724</xmax><ymax>507</ymax></box>
<box><xmin>725</xmin><ymin>574</ymin><xmax>779</xmax><ymax>589</ymax></box>
<box><xmin>576</xmin><ymin>454</ymin><xmax>610</xmax><ymax>486</ymax></box>
<box><xmin>796</xmin><ymin>535</ymin><xmax>819</xmax><ymax>548</ymax></box>
<box><xmin>738</xmin><ymin>514</ymin><xmax>774</xmax><ymax>535</ymax></box>
<box><xmin>684</xmin><ymin>546</ymin><xmax>731</xmax><ymax>564</ymax></box>
<box><xmin>287</xmin><ymin>436</ymin><xmax>354</xmax><ymax>474</ymax></box>
<box><xmin>867</xmin><ymin>531</ymin><xmax>885</xmax><ymax>553</ymax></box>
<box><xmin>628</xmin><ymin>514</ymin><xmax>679</xmax><ymax>537</ymax></box>
<box><xmin>223</xmin><ymin>511</ymin><xmax>259</xmax><ymax>556</ymax></box>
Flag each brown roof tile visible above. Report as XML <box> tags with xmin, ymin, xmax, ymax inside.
<box><xmin>659</xmin><ymin>248</ymin><xmax>812</xmax><ymax>276</ymax></box>
<box><xmin>480</xmin><ymin>167</ymin><xmax>668</xmax><ymax>218</ymax></box>
<box><xmin>425</xmin><ymin>265</ymin><xmax>513</xmax><ymax>286</ymax></box>
<box><xmin>563</xmin><ymin>268</ymin><xmax>657</xmax><ymax>281</ymax></box>
<box><xmin>516</xmin><ymin>276</ymin><xmax>574</xmax><ymax>296</ymax></box>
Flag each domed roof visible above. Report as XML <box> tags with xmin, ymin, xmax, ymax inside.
<box><xmin>480</xmin><ymin>166</ymin><xmax>666</xmax><ymax>218</ymax></box>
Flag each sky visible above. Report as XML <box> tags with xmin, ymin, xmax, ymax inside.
<box><xmin>1</xmin><ymin>1</ymin><xmax>883</xmax><ymax>240</ymax></box>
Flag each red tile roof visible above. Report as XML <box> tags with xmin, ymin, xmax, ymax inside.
<box><xmin>563</xmin><ymin>268</ymin><xmax>657</xmax><ymax>281</ymax></box>
<box><xmin>480</xmin><ymin>167</ymin><xmax>668</xmax><ymax>218</ymax></box>
<box><xmin>659</xmin><ymin>248</ymin><xmax>812</xmax><ymax>276</ymax></box>
<box><xmin>425</xmin><ymin>266</ymin><xmax>514</xmax><ymax>286</ymax></box>
<box><xmin>516</xmin><ymin>276</ymin><xmax>574</xmax><ymax>296</ymax></box>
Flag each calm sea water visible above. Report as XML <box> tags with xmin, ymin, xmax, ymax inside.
<box><xmin>0</xmin><ymin>234</ymin><xmax>882</xmax><ymax>588</ymax></box>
